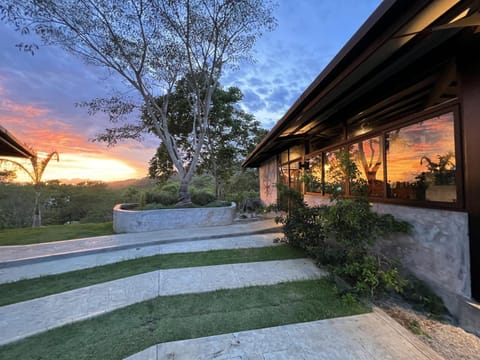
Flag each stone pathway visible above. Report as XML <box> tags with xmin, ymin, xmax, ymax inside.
<box><xmin>0</xmin><ymin>259</ymin><xmax>324</xmax><ymax>346</ymax></box>
<box><xmin>127</xmin><ymin>309</ymin><xmax>443</xmax><ymax>360</ymax></box>
<box><xmin>0</xmin><ymin>233</ymin><xmax>283</xmax><ymax>283</ymax></box>
<box><xmin>0</xmin><ymin>219</ymin><xmax>281</xmax><ymax>266</ymax></box>
<box><xmin>0</xmin><ymin>220</ymin><xmax>445</xmax><ymax>359</ymax></box>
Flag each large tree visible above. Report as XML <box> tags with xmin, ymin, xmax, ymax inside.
<box><xmin>148</xmin><ymin>83</ymin><xmax>267</xmax><ymax>198</ymax></box>
<box><xmin>1</xmin><ymin>0</ymin><xmax>276</xmax><ymax>206</ymax></box>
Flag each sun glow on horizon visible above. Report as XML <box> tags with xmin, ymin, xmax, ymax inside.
<box><xmin>8</xmin><ymin>152</ymin><xmax>144</xmax><ymax>183</ymax></box>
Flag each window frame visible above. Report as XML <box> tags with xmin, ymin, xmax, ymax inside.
<box><xmin>303</xmin><ymin>103</ymin><xmax>464</xmax><ymax>210</ymax></box>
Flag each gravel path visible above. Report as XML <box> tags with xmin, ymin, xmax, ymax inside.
<box><xmin>377</xmin><ymin>298</ymin><xmax>480</xmax><ymax>360</ymax></box>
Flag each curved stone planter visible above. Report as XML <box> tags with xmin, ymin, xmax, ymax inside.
<box><xmin>113</xmin><ymin>202</ymin><xmax>236</xmax><ymax>233</ymax></box>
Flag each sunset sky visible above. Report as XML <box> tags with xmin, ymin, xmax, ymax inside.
<box><xmin>0</xmin><ymin>0</ymin><xmax>381</xmax><ymax>182</ymax></box>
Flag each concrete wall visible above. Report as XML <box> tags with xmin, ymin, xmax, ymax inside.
<box><xmin>372</xmin><ymin>203</ymin><xmax>471</xmax><ymax>315</ymax></box>
<box><xmin>304</xmin><ymin>193</ymin><xmax>471</xmax><ymax>316</ymax></box>
<box><xmin>113</xmin><ymin>203</ymin><xmax>236</xmax><ymax>233</ymax></box>
<box><xmin>259</xmin><ymin>157</ymin><xmax>278</xmax><ymax>206</ymax></box>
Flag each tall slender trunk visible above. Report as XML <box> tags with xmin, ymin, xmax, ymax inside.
<box><xmin>32</xmin><ymin>190</ymin><xmax>41</xmax><ymax>227</ymax></box>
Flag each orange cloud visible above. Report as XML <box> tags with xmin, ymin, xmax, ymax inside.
<box><xmin>1</xmin><ymin>95</ymin><xmax>158</xmax><ymax>181</ymax></box>
<box><xmin>0</xmin><ymin>99</ymin><xmax>49</xmax><ymax>118</ymax></box>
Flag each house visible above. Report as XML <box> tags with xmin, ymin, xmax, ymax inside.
<box><xmin>0</xmin><ymin>125</ymin><xmax>34</xmax><ymax>158</ymax></box>
<box><xmin>243</xmin><ymin>0</ymin><xmax>480</xmax><ymax>325</ymax></box>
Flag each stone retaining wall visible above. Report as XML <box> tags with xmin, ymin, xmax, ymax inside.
<box><xmin>113</xmin><ymin>203</ymin><xmax>236</xmax><ymax>233</ymax></box>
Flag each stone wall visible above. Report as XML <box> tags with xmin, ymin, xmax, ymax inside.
<box><xmin>113</xmin><ymin>203</ymin><xmax>236</xmax><ymax>233</ymax></box>
<box><xmin>304</xmin><ymin>193</ymin><xmax>471</xmax><ymax>316</ymax></box>
<box><xmin>259</xmin><ymin>157</ymin><xmax>278</xmax><ymax>206</ymax></box>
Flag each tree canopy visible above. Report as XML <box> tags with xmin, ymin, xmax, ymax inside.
<box><xmin>147</xmin><ymin>82</ymin><xmax>267</xmax><ymax>197</ymax></box>
<box><xmin>1</xmin><ymin>0</ymin><xmax>276</xmax><ymax>206</ymax></box>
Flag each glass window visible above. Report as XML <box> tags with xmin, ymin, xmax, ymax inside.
<box><xmin>324</xmin><ymin>148</ymin><xmax>347</xmax><ymax>196</ymax></box>
<box><xmin>280</xmin><ymin>149</ymin><xmax>289</xmax><ymax>165</ymax></box>
<box><xmin>289</xmin><ymin>161</ymin><xmax>301</xmax><ymax>192</ymax></box>
<box><xmin>305</xmin><ymin>153</ymin><xmax>323</xmax><ymax>193</ymax></box>
<box><xmin>289</xmin><ymin>145</ymin><xmax>304</xmax><ymax>161</ymax></box>
<box><xmin>386</xmin><ymin>112</ymin><xmax>456</xmax><ymax>202</ymax></box>
<box><xmin>350</xmin><ymin>136</ymin><xmax>384</xmax><ymax>197</ymax></box>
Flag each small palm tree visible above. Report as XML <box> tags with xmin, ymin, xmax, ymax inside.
<box><xmin>0</xmin><ymin>151</ymin><xmax>59</xmax><ymax>227</ymax></box>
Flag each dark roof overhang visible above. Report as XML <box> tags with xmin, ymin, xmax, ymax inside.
<box><xmin>243</xmin><ymin>0</ymin><xmax>479</xmax><ymax>167</ymax></box>
<box><xmin>0</xmin><ymin>125</ymin><xmax>35</xmax><ymax>158</ymax></box>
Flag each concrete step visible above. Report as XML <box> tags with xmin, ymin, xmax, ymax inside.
<box><xmin>0</xmin><ymin>232</ymin><xmax>283</xmax><ymax>284</ymax></box>
<box><xmin>0</xmin><ymin>219</ymin><xmax>281</xmax><ymax>267</ymax></box>
<box><xmin>0</xmin><ymin>258</ymin><xmax>324</xmax><ymax>346</ymax></box>
<box><xmin>126</xmin><ymin>308</ymin><xmax>443</xmax><ymax>360</ymax></box>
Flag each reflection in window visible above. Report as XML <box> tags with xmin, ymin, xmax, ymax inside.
<box><xmin>351</xmin><ymin>137</ymin><xmax>384</xmax><ymax>197</ymax></box>
<box><xmin>305</xmin><ymin>154</ymin><xmax>323</xmax><ymax>193</ymax></box>
<box><xmin>279</xmin><ymin>164</ymin><xmax>289</xmax><ymax>186</ymax></box>
<box><xmin>289</xmin><ymin>161</ymin><xmax>301</xmax><ymax>192</ymax></box>
<box><xmin>324</xmin><ymin>148</ymin><xmax>347</xmax><ymax>196</ymax></box>
<box><xmin>386</xmin><ymin>113</ymin><xmax>456</xmax><ymax>202</ymax></box>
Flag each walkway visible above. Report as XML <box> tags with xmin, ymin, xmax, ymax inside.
<box><xmin>127</xmin><ymin>309</ymin><xmax>442</xmax><ymax>360</ymax></box>
<box><xmin>0</xmin><ymin>258</ymin><xmax>324</xmax><ymax>346</ymax></box>
<box><xmin>0</xmin><ymin>220</ymin><xmax>445</xmax><ymax>359</ymax></box>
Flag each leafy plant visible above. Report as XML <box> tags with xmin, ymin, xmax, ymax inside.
<box><xmin>277</xmin><ymin>188</ymin><xmax>411</xmax><ymax>297</ymax></box>
<box><xmin>420</xmin><ymin>152</ymin><xmax>455</xmax><ymax>185</ymax></box>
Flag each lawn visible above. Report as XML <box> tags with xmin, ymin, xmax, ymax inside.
<box><xmin>0</xmin><ymin>245</ymin><xmax>305</xmax><ymax>306</ymax></box>
<box><xmin>0</xmin><ymin>280</ymin><xmax>370</xmax><ymax>360</ymax></box>
<box><xmin>0</xmin><ymin>222</ymin><xmax>115</xmax><ymax>246</ymax></box>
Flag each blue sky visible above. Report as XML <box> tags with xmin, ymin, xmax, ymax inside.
<box><xmin>0</xmin><ymin>0</ymin><xmax>381</xmax><ymax>181</ymax></box>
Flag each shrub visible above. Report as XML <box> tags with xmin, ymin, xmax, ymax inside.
<box><xmin>277</xmin><ymin>189</ymin><xmax>411</xmax><ymax>297</ymax></box>
<box><xmin>142</xmin><ymin>191</ymin><xmax>177</xmax><ymax>206</ymax></box>
<box><xmin>191</xmin><ymin>191</ymin><xmax>216</xmax><ymax>206</ymax></box>
<box><xmin>159</xmin><ymin>181</ymin><xmax>180</xmax><ymax>195</ymax></box>
<box><xmin>401</xmin><ymin>275</ymin><xmax>449</xmax><ymax>318</ymax></box>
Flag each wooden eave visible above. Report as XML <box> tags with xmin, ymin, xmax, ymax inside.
<box><xmin>0</xmin><ymin>125</ymin><xmax>34</xmax><ymax>158</ymax></box>
<box><xmin>243</xmin><ymin>0</ymin><xmax>478</xmax><ymax>168</ymax></box>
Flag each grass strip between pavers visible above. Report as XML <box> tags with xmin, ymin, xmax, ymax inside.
<box><xmin>0</xmin><ymin>279</ymin><xmax>370</xmax><ymax>360</ymax></box>
<box><xmin>0</xmin><ymin>245</ymin><xmax>304</xmax><ymax>306</ymax></box>
<box><xmin>0</xmin><ymin>222</ymin><xmax>115</xmax><ymax>246</ymax></box>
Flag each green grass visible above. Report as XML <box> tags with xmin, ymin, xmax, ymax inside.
<box><xmin>0</xmin><ymin>280</ymin><xmax>370</xmax><ymax>360</ymax></box>
<box><xmin>0</xmin><ymin>245</ymin><xmax>305</xmax><ymax>306</ymax></box>
<box><xmin>0</xmin><ymin>222</ymin><xmax>115</xmax><ymax>246</ymax></box>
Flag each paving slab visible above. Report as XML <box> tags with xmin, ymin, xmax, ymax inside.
<box><xmin>126</xmin><ymin>309</ymin><xmax>443</xmax><ymax>360</ymax></box>
<box><xmin>0</xmin><ymin>258</ymin><xmax>324</xmax><ymax>346</ymax></box>
<box><xmin>0</xmin><ymin>233</ymin><xmax>283</xmax><ymax>283</ymax></box>
<box><xmin>0</xmin><ymin>219</ymin><xmax>281</xmax><ymax>267</ymax></box>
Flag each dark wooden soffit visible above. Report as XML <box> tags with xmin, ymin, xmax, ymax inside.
<box><xmin>0</xmin><ymin>125</ymin><xmax>35</xmax><ymax>158</ymax></box>
<box><xmin>243</xmin><ymin>0</ymin><xmax>478</xmax><ymax>168</ymax></box>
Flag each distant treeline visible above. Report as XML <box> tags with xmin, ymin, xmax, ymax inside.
<box><xmin>0</xmin><ymin>171</ymin><xmax>260</xmax><ymax>229</ymax></box>
<box><xmin>0</xmin><ymin>181</ymin><xmax>122</xmax><ymax>229</ymax></box>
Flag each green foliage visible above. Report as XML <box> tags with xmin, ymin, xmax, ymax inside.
<box><xmin>276</xmin><ymin>182</ymin><xmax>304</xmax><ymax>212</ymax></box>
<box><xmin>159</xmin><ymin>181</ymin><xmax>180</xmax><ymax>195</ymax></box>
<box><xmin>190</xmin><ymin>174</ymin><xmax>215</xmax><ymax>194</ymax></box>
<box><xmin>121</xmin><ymin>187</ymin><xmax>141</xmax><ymax>203</ymax></box>
<box><xmin>191</xmin><ymin>191</ymin><xmax>216</xmax><ymax>206</ymax></box>
<box><xmin>0</xmin><ymin>182</ymin><xmax>122</xmax><ymax>229</ymax></box>
<box><xmin>141</xmin><ymin>190</ymin><xmax>177</xmax><ymax>207</ymax></box>
<box><xmin>401</xmin><ymin>275</ymin><xmax>449</xmax><ymax>318</ymax></box>
<box><xmin>277</xmin><ymin>189</ymin><xmax>411</xmax><ymax>297</ymax></box>
<box><xmin>147</xmin><ymin>84</ymin><xmax>267</xmax><ymax>199</ymax></box>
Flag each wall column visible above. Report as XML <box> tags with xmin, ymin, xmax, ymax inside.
<box><xmin>458</xmin><ymin>36</ymin><xmax>480</xmax><ymax>300</ymax></box>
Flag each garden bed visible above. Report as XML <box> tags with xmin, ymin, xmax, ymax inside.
<box><xmin>113</xmin><ymin>202</ymin><xmax>236</xmax><ymax>233</ymax></box>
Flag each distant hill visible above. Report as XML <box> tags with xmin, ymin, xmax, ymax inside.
<box><xmin>106</xmin><ymin>177</ymin><xmax>157</xmax><ymax>189</ymax></box>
